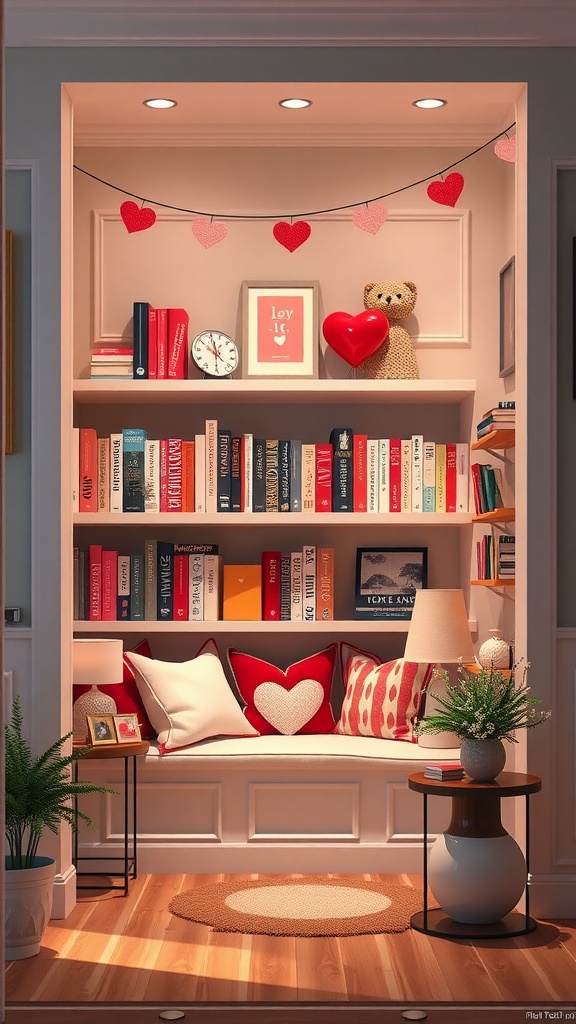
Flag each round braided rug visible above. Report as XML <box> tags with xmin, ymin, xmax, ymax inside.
<box><xmin>168</xmin><ymin>876</ymin><xmax>423</xmax><ymax>936</ymax></box>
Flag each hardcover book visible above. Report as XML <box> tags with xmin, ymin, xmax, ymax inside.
<box><xmin>265</xmin><ymin>439</ymin><xmax>279</xmax><ymax>512</ymax></box>
<box><xmin>156</xmin><ymin>540</ymin><xmax>174</xmax><ymax>620</ymax></box>
<box><xmin>189</xmin><ymin>552</ymin><xmax>204</xmax><ymax>620</ymax></box>
<box><xmin>290</xmin><ymin>439</ymin><xmax>302</xmax><ymax>512</ymax></box>
<box><xmin>241</xmin><ymin>433</ymin><xmax>253</xmax><ymax>512</ymax></box>
<box><xmin>223</xmin><ymin>564</ymin><xmax>262</xmax><ymax>621</ymax></box>
<box><xmin>422</xmin><ymin>441</ymin><xmax>436</xmax><ymax>513</ymax></box>
<box><xmin>367</xmin><ymin>439</ymin><xmax>379</xmax><ymax>513</ymax></box>
<box><xmin>280</xmin><ymin>554</ymin><xmax>291</xmax><ymax>620</ymax></box>
<box><xmin>203</xmin><ymin>553</ymin><xmax>223</xmax><ymax>621</ymax></box>
<box><xmin>109</xmin><ymin>433</ymin><xmax>123</xmax><ymax>513</ymax></box>
<box><xmin>166</xmin><ymin>437</ymin><xmax>183</xmax><ymax>512</ymax></box>
<box><xmin>122</xmin><ymin>427</ymin><xmax>147</xmax><ymax>513</ymax></box>
<box><xmin>316</xmin><ymin>547</ymin><xmax>334</xmax><ymax>621</ymax></box>
<box><xmin>302</xmin><ymin>443</ymin><xmax>315</xmax><ymax>512</ymax></box>
<box><xmin>389</xmin><ymin>438</ymin><xmax>401</xmax><ymax>513</ymax></box>
<box><xmin>278</xmin><ymin>439</ymin><xmax>291</xmax><ymax>512</ymax></box>
<box><xmin>262</xmin><ymin>550</ymin><xmax>282</xmax><ymax>620</ymax></box>
<box><xmin>144</xmin><ymin>439</ymin><xmax>160</xmax><ymax>514</ymax></box>
<box><xmin>329</xmin><ymin>427</ymin><xmax>353</xmax><ymax>512</ymax></box>
<box><xmin>194</xmin><ymin>434</ymin><xmax>206</xmax><ymax>513</ymax></box>
<box><xmin>144</xmin><ymin>539</ymin><xmax>158</xmax><ymax>621</ymax></box>
<box><xmin>97</xmin><ymin>437</ymin><xmax>110</xmax><ymax>513</ymax></box>
<box><xmin>88</xmin><ymin>544</ymin><xmax>102</xmax><ymax>621</ymax></box>
<box><xmin>132</xmin><ymin>301</ymin><xmax>149</xmax><ymax>380</ymax></box>
<box><xmin>101</xmin><ymin>549</ymin><xmax>118</xmax><ymax>621</ymax></box>
<box><xmin>401</xmin><ymin>439</ymin><xmax>412</xmax><ymax>513</ymax></box>
<box><xmin>411</xmin><ymin>434</ymin><xmax>423</xmax><ymax>513</ymax></box>
<box><xmin>117</xmin><ymin>553</ymin><xmax>131</xmax><ymax>620</ymax></box>
<box><xmin>181</xmin><ymin>439</ymin><xmax>195</xmax><ymax>512</ymax></box>
<box><xmin>290</xmin><ymin>550</ymin><xmax>303</xmax><ymax>621</ymax></box>
<box><xmin>217</xmin><ymin>429</ymin><xmax>232</xmax><ymax>512</ymax></box>
<box><xmin>315</xmin><ymin>442</ymin><xmax>333</xmax><ymax>513</ymax></box>
<box><xmin>230</xmin><ymin>436</ymin><xmax>242</xmax><ymax>512</ymax></box>
<box><xmin>302</xmin><ymin>544</ymin><xmax>316</xmax><ymax>621</ymax></box>
<box><xmin>353</xmin><ymin>433</ymin><xmax>368</xmax><ymax>513</ymax></box>
<box><xmin>147</xmin><ymin>305</ymin><xmax>157</xmax><ymax>379</ymax></box>
<box><xmin>435</xmin><ymin>444</ymin><xmax>447</xmax><ymax>513</ymax></box>
<box><xmin>167</xmin><ymin>307</ymin><xmax>189</xmax><ymax>379</ymax></box>
<box><xmin>79</xmin><ymin>427</ymin><xmax>98</xmax><ymax>513</ymax></box>
<box><xmin>130</xmin><ymin>553</ymin><xmax>145</xmax><ymax>620</ymax></box>
<box><xmin>205</xmin><ymin>419</ymin><xmax>218</xmax><ymax>514</ymax></box>
<box><xmin>173</xmin><ymin>553</ymin><xmax>189</xmax><ymax>620</ymax></box>
<box><xmin>252</xmin><ymin>438</ymin><xmax>266</xmax><ymax>512</ymax></box>
<box><xmin>445</xmin><ymin>442</ymin><xmax>457</xmax><ymax>513</ymax></box>
<box><xmin>156</xmin><ymin>307</ymin><xmax>168</xmax><ymax>379</ymax></box>
<box><xmin>379</xmin><ymin>438</ymin><xmax>390</xmax><ymax>513</ymax></box>
<box><xmin>456</xmin><ymin>442</ymin><xmax>470</xmax><ymax>513</ymax></box>
<box><xmin>72</xmin><ymin>427</ymin><xmax>80</xmax><ymax>512</ymax></box>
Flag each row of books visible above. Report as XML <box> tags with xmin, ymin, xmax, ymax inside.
<box><xmin>476</xmin><ymin>534</ymin><xmax>515</xmax><ymax>581</ymax></box>
<box><xmin>471</xmin><ymin>462</ymin><xmax>509</xmax><ymax>514</ymax></box>
<box><xmin>132</xmin><ymin>302</ymin><xmax>189</xmax><ymax>380</ymax></box>
<box><xmin>73</xmin><ymin>542</ymin><xmax>335</xmax><ymax>623</ymax></box>
<box><xmin>476</xmin><ymin>401</ymin><xmax>516</xmax><ymax>439</ymax></box>
<box><xmin>73</xmin><ymin>423</ymin><xmax>470</xmax><ymax>515</ymax></box>
<box><xmin>424</xmin><ymin>762</ymin><xmax>464</xmax><ymax>780</ymax></box>
<box><xmin>90</xmin><ymin>347</ymin><xmax>133</xmax><ymax>379</ymax></box>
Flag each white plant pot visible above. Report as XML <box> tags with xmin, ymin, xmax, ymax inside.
<box><xmin>5</xmin><ymin>856</ymin><xmax>56</xmax><ymax>960</ymax></box>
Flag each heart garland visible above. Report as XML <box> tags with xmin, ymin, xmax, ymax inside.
<box><xmin>322</xmin><ymin>310</ymin><xmax>390</xmax><ymax>367</ymax></box>
<box><xmin>426</xmin><ymin>172</ymin><xmax>465</xmax><ymax>208</ymax></box>
<box><xmin>120</xmin><ymin>201</ymin><xmax>157</xmax><ymax>233</ymax></box>
<box><xmin>273</xmin><ymin>220</ymin><xmax>311</xmax><ymax>252</ymax></box>
<box><xmin>191</xmin><ymin>217</ymin><xmax>228</xmax><ymax>249</ymax></box>
<box><xmin>353</xmin><ymin>203</ymin><xmax>389</xmax><ymax>235</ymax></box>
<box><xmin>494</xmin><ymin>136</ymin><xmax>516</xmax><ymax>163</ymax></box>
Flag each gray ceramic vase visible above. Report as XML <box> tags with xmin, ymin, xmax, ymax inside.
<box><xmin>460</xmin><ymin>737</ymin><xmax>506</xmax><ymax>782</ymax></box>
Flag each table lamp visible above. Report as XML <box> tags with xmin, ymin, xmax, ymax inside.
<box><xmin>403</xmin><ymin>589</ymin><xmax>475</xmax><ymax>749</ymax></box>
<box><xmin>72</xmin><ymin>638</ymin><xmax>124</xmax><ymax>743</ymax></box>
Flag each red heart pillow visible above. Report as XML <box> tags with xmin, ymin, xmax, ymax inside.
<box><xmin>336</xmin><ymin>642</ymin><xmax>433</xmax><ymax>742</ymax></box>
<box><xmin>322</xmin><ymin>310</ymin><xmax>389</xmax><ymax>367</ymax></box>
<box><xmin>228</xmin><ymin>644</ymin><xmax>337</xmax><ymax>735</ymax></box>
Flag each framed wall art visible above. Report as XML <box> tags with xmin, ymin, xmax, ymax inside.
<box><xmin>499</xmin><ymin>255</ymin><xmax>515</xmax><ymax>378</ymax></box>
<box><xmin>113</xmin><ymin>713</ymin><xmax>142</xmax><ymax>743</ymax></box>
<box><xmin>87</xmin><ymin>713</ymin><xmax>118</xmax><ymax>746</ymax></box>
<box><xmin>241</xmin><ymin>280</ymin><xmax>319</xmax><ymax>379</ymax></box>
<box><xmin>354</xmin><ymin>546</ymin><xmax>428</xmax><ymax>620</ymax></box>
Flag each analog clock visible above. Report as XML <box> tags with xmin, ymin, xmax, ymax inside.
<box><xmin>191</xmin><ymin>330</ymin><xmax>239</xmax><ymax>378</ymax></box>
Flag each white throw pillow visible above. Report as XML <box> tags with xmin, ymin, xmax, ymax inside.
<box><xmin>125</xmin><ymin>650</ymin><xmax>259</xmax><ymax>753</ymax></box>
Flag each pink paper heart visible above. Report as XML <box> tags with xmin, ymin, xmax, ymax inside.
<box><xmin>120</xmin><ymin>201</ymin><xmax>156</xmax><ymax>233</ymax></box>
<box><xmin>273</xmin><ymin>220</ymin><xmax>311</xmax><ymax>252</ymax></box>
<box><xmin>322</xmin><ymin>310</ymin><xmax>389</xmax><ymax>367</ymax></box>
<box><xmin>494</xmin><ymin>136</ymin><xmax>516</xmax><ymax>163</ymax></box>
<box><xmin>426</xmin><ymin>172</ymin><xmax>465</xmax><ymax>208</ymax></box>
<box><xmin>352</xmin><ymin>203</ymin><xmax>389</xmax><ymax>235</ymax></box>
<box><xmin>191</xmin><ymin>218</ymin><xmax>228</xmax><ymax>249</ymax></box>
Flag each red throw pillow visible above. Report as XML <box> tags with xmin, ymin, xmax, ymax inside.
<box><xmin>73</xmin><ymin>638</ymin><xmax>156</xmax><ymax>739</ymax></box>
<box><xmin>228</xmin><ymin>644</ymin><xmax>337</xmax><ymax>735</ymax></box>
<box><xmin>336</xmin><ymin>641</ymin><xmax>433</xmax><ymax>743</ymax></box>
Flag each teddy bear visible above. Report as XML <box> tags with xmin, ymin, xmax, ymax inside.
<box><xmin>360</xmin><ymin>280</ymin><xmax>419</xmax><ymax>379</ymax></box>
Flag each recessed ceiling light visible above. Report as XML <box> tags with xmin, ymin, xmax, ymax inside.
<box><xmin>413</xmin><ymin>98</ymin><xmax>447</xmax><ymax>109</ymax></box>
<box><xmin>143</xmin><ymin>98</ymin><xmax>177</xmax><ymax>109</ymax></box>
<box><xmin>279</xmin><ymin>98</ymin><xmax>312</xmax><ymax>109</ymax></box>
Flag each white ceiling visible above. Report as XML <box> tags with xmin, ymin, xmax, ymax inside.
<box><xmin>70</xmin><ymin>81</ymin><xmax>522</xmax><ymax>148</ymax></box>
<box><xmin>6</xmin><ymin>0</ymin><xmax>576</xmax><ymax>48</ymax></box>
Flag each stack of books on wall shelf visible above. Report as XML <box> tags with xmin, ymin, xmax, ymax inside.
<box><xmin>89</xmin><ymin>347</ymin><xmax>133</xmax><ymax>379</ymax></box>
<box><xmin>476</xmin><ymin>401</ymin><xmax>515</xmax><ymax>439</ymax></box>
<box><xmin>424</xmin><ymin>762</ymin><xmax>465</xmax><ymax>780</ymax></box>
<box><xmin>470</xmin><ymin>462</ymin><xmax>508</xmax><ymax>513</ymax></box>
<box><xmin>73</xmin><ymin>421</ymin><xmax>469</xmax><ymax>515</ymax></box>
<box><xmin>261</xmin><ymin>547</ymin><xmax>334</xmax><ymax>623</ymax></box>
<box><xmin>476</xmin><ymin>534</ymin><xmax>516</xmax><ymax>581</ymax></box>
<box><xmin>132</xmin><ymin>301</ymin><xmax>189</xmax><ymax>380</ymax></box>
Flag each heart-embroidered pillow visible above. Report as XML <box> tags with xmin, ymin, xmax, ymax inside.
<box><xmin>336</xmin><ymin>642</ymin><xmax>433</xmax><ymax>743</ymax></box>
<box><xmin>227</xmin><ymin>645</ymin><xmax>337</xmax><ymax>735</ymax></box>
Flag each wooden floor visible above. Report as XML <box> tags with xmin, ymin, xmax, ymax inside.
<box><xmin>5</xmin><ymin>873</ymin><xmax>576</xmax><ymax>1024</ymax></box>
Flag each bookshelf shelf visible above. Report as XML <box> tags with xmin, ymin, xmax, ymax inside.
<box><xmin>73</xmin><ymin>511</ymin><xmax>474</xmax><ymax>527</ymax></box>
<box><xmin>472</xmin><ymin>508</ymin><xmax>515</xmax><ymax>524</ymax></box>
<box><xmin>471</xmin><ymin>429</ymin><xmax>516</xmax><ymax>452</ymax></box>
<box><xmin>73</xmin><ymin>618</ymin><xmax>479</xmax><ymax>634</ymax></box>
<box><xmin>471</xmin><ymin>579</ymin><xmax>515</xmax><ymax>588</ymax></box>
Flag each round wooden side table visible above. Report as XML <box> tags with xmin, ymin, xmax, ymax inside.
<box><xmin>408</xmin><ymin>770</ymin><xmax>542</xmax><ymax>939</ymax></box>
<box><xmin>73</xmin><ymin>741</ymin><xmax>150</xmax><ymax>896</ymax></box>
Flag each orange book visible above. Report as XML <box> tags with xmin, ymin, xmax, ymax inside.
<box><xmin>79</xmin><ymin>427</ymin><xmax>98</xmax><ymax>512</ymax></box>
<box><xmin>181</xmin><ymin>440</ymin><xmax>195</xmax><ymax>512</ymax></box>
<box><xmin>316</xmin><ymin>547</ymin><xmax>335</xmax><ymax>621</ymax></box>
<box><xmin>223</xmin><ymin>564</ymin><xmax>262</xmax><ymax>620</ymax></box>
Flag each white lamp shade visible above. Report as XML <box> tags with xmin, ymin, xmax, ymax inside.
<box><xmin>403</xmin><ymin>589</ymin><xmax>475</xmax><ymax>665</ymax></box>
<box><xmin>72</xmin><ymin>638</ymin><xmax>124</xmax><ymax>686</ymax></box>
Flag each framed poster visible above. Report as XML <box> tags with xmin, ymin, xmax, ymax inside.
<box><xmin>241</xmin><ymin>280</ymin><xmax>319</xmax><ymax>379</ymax></box>
<box><xmin>354</xmin><ymin>546</ymin><xmax>428</xmax><ymax>620</ymax></box>
<box><xmin>5</xmin><ymin>230</ymin><xmax>13</xmax><ymax>454</ymax></box>
<box><xmin>114</xmin><ymin>713</ymin><xmax>142</xmax><ymax>743</ymax></box>
<box><xmin>499</xmin><ymin>256</ymin><xmax>515</xmax><ymax>378</ymax></box>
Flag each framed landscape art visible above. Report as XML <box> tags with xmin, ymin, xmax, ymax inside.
<box><xmin>241</xmin><ymin>280</ymin><xmax>319</xmax><ymax>379</ymax></box>
<box><xmin>354</xmin><ymin>546</ymin><xmax>428</xmax><ymax>620</ymax></box>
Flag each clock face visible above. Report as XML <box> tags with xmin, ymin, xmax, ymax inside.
<box><xmin>191</xmin><ymin>331</ymin><xmax>239</xmax><ymax>378</ymax></box>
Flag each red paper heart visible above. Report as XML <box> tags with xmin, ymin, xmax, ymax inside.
<box><xmin>352</xmin><ymin>203</ymin><xmax>389</xmax><ymax>235</ymax></box>
<box><xmin>322</xmin><ymin>310</ymin><xmax>390</xmax><ymax>367</ymax></box>
<box><xmin>426</xmin><ymin>172</ymin><xmax>464</xmax><ymax>208</ymax></box>
<box><xmin>273</xmin><ymin>220</ymin><xmax>311</xmax><ymax>252</ymax></box>
<box><xmin>191</xmin><ymin>217</ymin><xmax>228</xmax><ymax>248</ymax></box>
<box><xmin>494</xmin><ymin>136</ymin><xmax>516</xmax><ymax>163</ymax></box>
<box><xmin>120</xmin><ymin>201</ymin><xmax>157</xmax><ymax>233</ymax></box>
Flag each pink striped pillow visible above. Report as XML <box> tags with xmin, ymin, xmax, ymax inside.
<box><xmin>336</xmin><ymin>642</ymin><xmax>433</xmax><ymax>743</ymax></box>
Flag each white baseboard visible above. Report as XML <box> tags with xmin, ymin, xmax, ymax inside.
<box><xmin>51</xmin><ymin>864</ymin><xmax>78</xmax><ymax>919</ymax></box>
<box><xmin>529</xmin><ymin>874</ymin><xmax>576</xmax><ymax>918</ymax></box>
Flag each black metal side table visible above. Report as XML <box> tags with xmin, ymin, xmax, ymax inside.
<box><xmin>73</xmin><ymin>740</ymin><xmax>150</xmax><ymax>896</ymax></box>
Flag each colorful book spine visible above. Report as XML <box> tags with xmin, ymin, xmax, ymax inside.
<box><xmin>205</xmin><ymin>419</ymin><xmax>218</xmax><ymax>514</ymax></box>
<box><xmin>217</xmin><ymin>429</ymin><xmax>232</xmax><ymax>512</ymax></box>
<box><xmin>181</xmin><ymin>439</ymin><xmax>195</xmax><ymax>513</ymax></box>
<box><xmin>315</xmin><ymin>442</ymin><xmax>333</xmax><ymax>513</ymax></box>
<box><xmin>144</xmin><ymin>438</ymin><xmax>160</xmax><ymax>514</ymax></box>
<box><xmin>97</xmin><ymin>437</ymin><xmax>110</xmax><ymax>513</ymax></box>
<box><xmin>167</xmin><ymin>307</ymin><xmax>189</xmax><ymax>379</ymax></box>
<box><xmin>101</xmin><ymin>549</ymin><xmax>118</xmax><ymax>621</ymax></box>
<box><xmin>72</xmin><ymin>427</ymin><xmax>80</xmax><ymax>513</ymax></box>
<box><xmin>401</xmin><ymin>439</ymin><xmax>412</xmax><ymax>513</ymax></box>
<box><xmin>367</xmin><ymin>439</ymin><xmax>379</xmax><ymax>513</ymax></box>
<box><xmin>110</xmin><ymin>433</ymin><xmax>123</xmax><ymax>513</ymax></box>
<box><xmin>278</xmin><ymin>439</ymin><xmax>291</xmax><ymax>512</ymax></box>
<box><xmin>262</xmin><ymin>550</ymin><xmax>282</xmax><ymax>620</ymax></box>
<box><xmin>302</xmin><ymin>443</ymin><xmax>316</xmax><ymax>512</ymax></box>
<box><xmin>280</xmin><ymin>554</ymin><xmax>291</xmax><ymax>620</ymax></box>
<box><xmin>435</xmin><ymin>444</ymin><xmax>447</xmax><ymax>513</ymax></box>
<box><xmin>88</xmin><ymin>544</ymin><xmax>102</xmax><ymax>620</ymax></box>
<box><xmin>158</xmin><ymin>439</ymin><xmax>168</xmax><ymax>511</ymax></box>
<box><xmin>389</xmin><ymin>438</ymin><xmax>401</xmax><ymax>513</ymax></box>
<box><xmin>189</xmin><ymin>552</ymin><xmax>204</xmax><ymax>621</ymax></box>
<box><xmin>330</xmin><ymin>427</ymin><xmax>353</xmax><ymax>512</ymax></box>
<box><xmin>379</xmin><ymin>439</ymin><xmax>390</xmax><ymax>513</ymax></box>
<box><xmin>130</xmin><ymin>553</ymin><xmax>145</xmax><ymax>620</ymax></box>
<box><xmin>79</xmin><ymin>427</ymin><xmax>98</xmax><ymax>513</ymax></box>
<box><xmin>265</xmin><ymin>439</ymin><xmax>279</xmax><ymax>512</ymax></box>
<box><xmin>156</xmin><ymin>307</ymin><xmax>168</xmax><ymax>379</ymax></box>
<box><xmin>290</xmin><ymin>550</ymin><xmax>303</xmax><ymax>621</ymax></box>
<box><xmin>241</xmin><ymin>433</ymin><xmax>253</xmax><ymax>512</ymax></box>
<box><xmin>411</xmin><ymin>434</ymin><xmax>423</xmax><ymax>513</ymax></box>
<box><xmin>173</xmin><ymin>553</ymin><xmax>189</xmax><ymax>621</ymax></box>
<box><xmin>147</xmin><ymin>305</ymin><xmax>158</xmax><ymax>379</ymax></box>
<box><xmin>230</xmin><ymin>436</ymin><xmax>241</xmax><ymax>512</ymax></box>
<box><xmin>203</xmin><ymin>554</ymin><xmax>223</xmax><ymax>621</ymax></box>
<box><xmin>456</xmin><ymin>442</ymin><xmax>470</xmax><ymax>513</ymax></box>
<box><xmin>132</xmin><ymin>301</ymin><xmax>149</xmax><ymax>379</ymax></box>
<box><xmin>423</xmin><ymin>441</ymin><xmax>436</xmax><ymax>513</ymax></box>
<box><xmin>316</xmin><ymin>547</ymin><xmax>334</xmax><ymax>621</ymax></box>
<box><xmin>117</xmin><ymin>554</ymin><xmax>131</xmax><ymax>619</ymax></box>
<box><xmin>166</xmin><ymin>437</ymin><xmax>183</xmax><ymax>512</ymax></box>
<box><xmin>353</xmin><ymin>433</ymin><xmax>368</xmax><ymax>513</ymax></box>
<box><xmin>194</xmin><ymin>434</ymin><xmax>206</xmax><ymax>513</ymax></box>
<box><xmin>445</xmin><ymin>442</ymin><xmax>457</xmax><ymax>513</ymax></box>
<box><xmin>303</xmin><ymin>544</ymin><xmax>316</xmax><ymax>621</ymax></box>
<box><xmin>156</xmin><ymin>540</ymin><xmax>174</xmax><ymax>620</ymax></box>
<box><xmin>290</xmin><ymin>439</ymin><xmax>302</xmax><ymax>512</ymax></box>
<box><xmin>122</xmin><ymin>427</ymin><xmax>147</xmax><ymax>513</ymax></box>
<box><xmin>144</xmin><ymin>539</ymin><xmax>158</xmax><ymax>621</ymax></box>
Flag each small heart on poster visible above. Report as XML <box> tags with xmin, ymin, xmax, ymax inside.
<box><xmin>274</xmin><ymin>336</ymin><xmax>285</xmax><ymax>345</ymax></box>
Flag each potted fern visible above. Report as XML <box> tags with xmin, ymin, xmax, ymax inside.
<box><xmin>5</xmin><ymin>696</ymin><xmax>113</xmax><ymax>960</ymax></box>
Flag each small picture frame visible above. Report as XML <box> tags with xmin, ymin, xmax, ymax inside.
<box><xmin>241</xmin><ymin>280</ymin><xmax>319</xmax><ymax>379</ymax></box>
<box><xmin>499</xmin><ymin>256</ymin><xmax>515</xmax><ymax>378</ymax></box>
<box><xmin>113</xmin><ymin>713</ymin><xmax>142</xmax><ymax>743</ymax></box>
<box><xmin>355</xmin><ymin>547</ymin><xmax>428</xmax><ymax>620</ymax></box>
<box><xmin>87</xmin><ymin>713</ymin><xmax>118</xmax><ymax>745</ymax></box>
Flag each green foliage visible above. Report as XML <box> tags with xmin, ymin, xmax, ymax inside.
<box><xmin>416</xmin><ymin>661</ymin><xmax>551</xmax><ymax>743</ymax></box>
<box><xmin>5</xmin><ymin>696</ymin><xmax>116</xmax><ymax>869</ymax></box>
